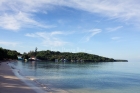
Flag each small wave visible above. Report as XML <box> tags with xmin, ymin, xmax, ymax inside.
<box><xmin>9</xmin><ymin>64</ymin><xmax>48</xmax><ymax>93</ymax></box>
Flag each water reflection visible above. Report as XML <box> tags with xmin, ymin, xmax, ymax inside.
<box><xmin>17</xmin><ymin>60</ymin><xmax>113</xmax><ymax>70</ymax></box>
<box><xmin>10</xmin><ymin>61</ymin><xmax>140</xmax><ymax>93</ymax></box>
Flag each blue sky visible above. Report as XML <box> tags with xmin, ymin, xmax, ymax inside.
<box><xmin>0</xmin><ymin>0</ymin><xmax>140</xmax><ymax>61</ymax></box>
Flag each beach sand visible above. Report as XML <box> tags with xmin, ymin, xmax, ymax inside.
<box><xmin>0</xmin><ymin>61</ymin><xmax>47</xmax><ymax>93</ymax></box>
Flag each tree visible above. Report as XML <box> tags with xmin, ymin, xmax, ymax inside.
<box><xmin>22</xmin><ymin>52</ymin><xmax>29</xmax><ymax>59</ymax></box>
<box><xmin>0</xmin><ymin>47</ymin><xmax>19</xmax><ymax>60</ymax></box>
<box><xmin>35</xmin><ymin>47</ymin><xmax>37</xmax><ymax>56</ymax></box>
<box><xmin>34</xmin><ymin>50</ymin><xmax>118</xmax><ymax>62</ymax></box>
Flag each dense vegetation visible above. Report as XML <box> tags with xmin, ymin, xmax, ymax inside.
<box><xmin>0</xmin><ymin>47</ymin><xmax>128</xmax><ymax>62</ymax></box>
<box><xmin>0</xmin><ymin>47</ymin><xmax>20</xmax><ymax>60</ymax></box>
<box><xmin>22</xmin><ymin>49</ymin><xmax>117</xmax><ymax>62</ymax></box>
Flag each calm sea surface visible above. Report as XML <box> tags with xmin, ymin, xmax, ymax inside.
<box><xmin>10</xmin><ymin>61</ymin><xmax>140</xmax><ymax>93</ymax></box>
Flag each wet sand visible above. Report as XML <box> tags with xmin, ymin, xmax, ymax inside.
<box><xmin>0</xmin><ymin>61</ymin><xmax>47</xmax><ymax>93</ymax></box>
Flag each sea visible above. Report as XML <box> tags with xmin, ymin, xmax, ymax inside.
<box><xmin>10</xmin><ymin>61</ymin><xmax>140</xmax><ymax>93</ymax></box>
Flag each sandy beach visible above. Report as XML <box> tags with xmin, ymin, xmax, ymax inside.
<box><xmin>0</xmin><ymin>61</ymin><xmax>47</xmax><ymax>93</ymax></box>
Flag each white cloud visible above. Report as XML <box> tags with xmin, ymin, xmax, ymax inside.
<box><xmin>0</xmin><ymin>0</ymin><xmax>140</xmax><ymax>31</ymax></box>
<box><xmin>0</xmin><ymin>12</ymin><xmax>54</xmax><ymax>31</ymax></box>
<box><xmin>0</xmin><ymin>0</ymin><xmax>56</xmax><ymax>31</ymax></box>
<box><xmin>25</xmin><ymin>33</ymin><xmax>36</xmax><ymax>37</ymax></box>
<box><xmin>107</xmin><ymin>26</ymin><xmax>123</xmax><ymax>32</ymax></box>
<box><xmin>86</xmin><ymin>29</ymin><xmax>102</xmax><ymax>41</ymax></box>
<box><xmin>25</xmin><ymin>31</ymin><xmax>69</xmax><ymax>47</ymax></box>
<box><xmin>0</xmin><ymin>41</ymin><xmax>18</xmax><ymax>46</ymax></box>
<box><xmin>64</xmin><ymin>0</ymin><xmax>140</xmax><ymax>22</ymax></box>
<box><xmin>111</xmin><ymin>37</ymin><xmax>121</xmax><ymax>40</ymax></box>
<box><xmin>0</xmin><ymin>14</ymin><xmax>20</xmax><ymax>31</ymax></box>
<box><xmin>51</xmin><ymin>31</ymin><xmax>64</xmax><ymax>36</ymax></box>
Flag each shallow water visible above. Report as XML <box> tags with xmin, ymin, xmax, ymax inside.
<box><xmin>10</xmin><ymin>61</ymin><xmax>140</xmax><ymax>93</ymax></box>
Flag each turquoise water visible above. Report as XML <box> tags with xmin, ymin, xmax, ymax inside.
<box><xmin>11</xmin><ymin>61</ymin><xmax>140</xmax><ymax>93</ymax></box>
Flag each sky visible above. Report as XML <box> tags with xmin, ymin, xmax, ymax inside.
<box><xmin>0</xmin><ymin>0</ymin><xmax>140</xmax><ymax>61</ymax></box>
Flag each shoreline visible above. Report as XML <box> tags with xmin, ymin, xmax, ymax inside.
<box><xmin>0</xmin><ymin>61</ymin><xmax>69</xmax><ymax>93</ymax></box>
<box><xmin>0</xmin><ymin>61</ymin><xmax>47</xmax><ymax>93</ymax></box>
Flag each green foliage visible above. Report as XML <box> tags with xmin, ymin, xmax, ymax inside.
<box><xmin>0</xmin><ymin>47</ymin><xmax>20</xmax><ymax>60</ymax></box>
<box><xmin>0</xmin><ymin>47</ymin><xmax>127</xmax><ymax>62</ymax></box>
<box><xmin>22</xmin><ymin>52</ymin><xmax>29</xmax><ymax>59</ymax></box>
<box><xmin>28</xmin><ymin>50</ymin><xmax>36</xmax><ymax>57</ymax></box>
<box><xmin>27</xmin><ymin>47</ymin><xmax>38</xmax><ymax>58</ymax></box>
<box><xmin>32</xmin><ymin>50</ymin><xmax>115</xmax><ymax>62</ymax></box>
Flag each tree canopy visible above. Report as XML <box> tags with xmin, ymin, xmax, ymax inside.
<box><xmin>0</xmin><ymin>47</ymin><xmax>128</xmax><ymax>62</ymax></box>
<box><xmin>25</xmin><ymin>50</ymin><xmax>116</xmax><ymax>62</ymax></box>
<box><xmin>0</xmin><ymin>47</ymin><xmax>20</xmax><ymax>60</ymax></box>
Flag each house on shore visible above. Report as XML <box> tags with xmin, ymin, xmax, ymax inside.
<box><xmin>17</xmin><ymin>55</ymin><xmax>22</xmax><ymax>60</ymax></box>
<box><xmin>29</xmin><ymin>57</ymin><xmax>36</xmax><ymax>61</ymax></box>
